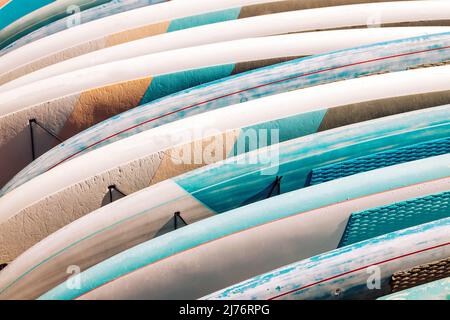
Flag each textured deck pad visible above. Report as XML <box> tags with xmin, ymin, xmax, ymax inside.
<box><xmin>310</xmin><ymin>137</ymin><xmax>450</xmax><ymax>186</ymax></box>
<box><xmin>339</xmin><ymin>190</ymin><xmax>450</xmax><ymax>247</ymax></box>
<box><xmin>391</xmin><ymin>257</ymin><xmax>450</xmax><ymax>293</ymax></box>
<box><xmin>2</xmin><ymin>69</ymin><xmax>450</xmax><ymax>264</ymax></box>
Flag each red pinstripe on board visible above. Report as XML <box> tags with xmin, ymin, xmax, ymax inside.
<box><xmin>46</xmin><ymin>45</ymin><xmax>450</xmax><ymax>171</ymax></box>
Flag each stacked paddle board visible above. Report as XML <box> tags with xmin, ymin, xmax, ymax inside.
<box><xmin>0</xmin><ymin>0</ymin><xmax>449</xmax><ymax>300</ymax></box>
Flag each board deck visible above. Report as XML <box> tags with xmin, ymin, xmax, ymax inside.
<box><xmin>38</xmin><ymin>156</ymin><xmax>450</xmax><ymax>300</ymax></box>
<box><xmin>0</xmin><ymin>0</ymin><xmax>112</xmax><ymax>49</ymax></box>
<box><xmin>1</xmin><ymin>65</ymin><xmax>450</xmax><ymax>265</ymax></box>
<box><xmin>1</xmin><ymin>0</ymin><xmax>449</xmax><ymax>85</ymax></box>
<box><xmin>0</xmin><ymin>105</ymin><xmax>449</xmax><ymax>299</ymax></box>
<box><xmin>202</xmin><ymin>218</ymin><xmax>450</xmax><ymax>300</ymax></box>
<box><xmin>2</xmin><ymin>32</ymin><xmax>450</xmax><ymax>192</ymax></box>
<box><xmin>0</xmin><ymin>0</ymin><xmax>290</xmax><ymax>83</ymax></box>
